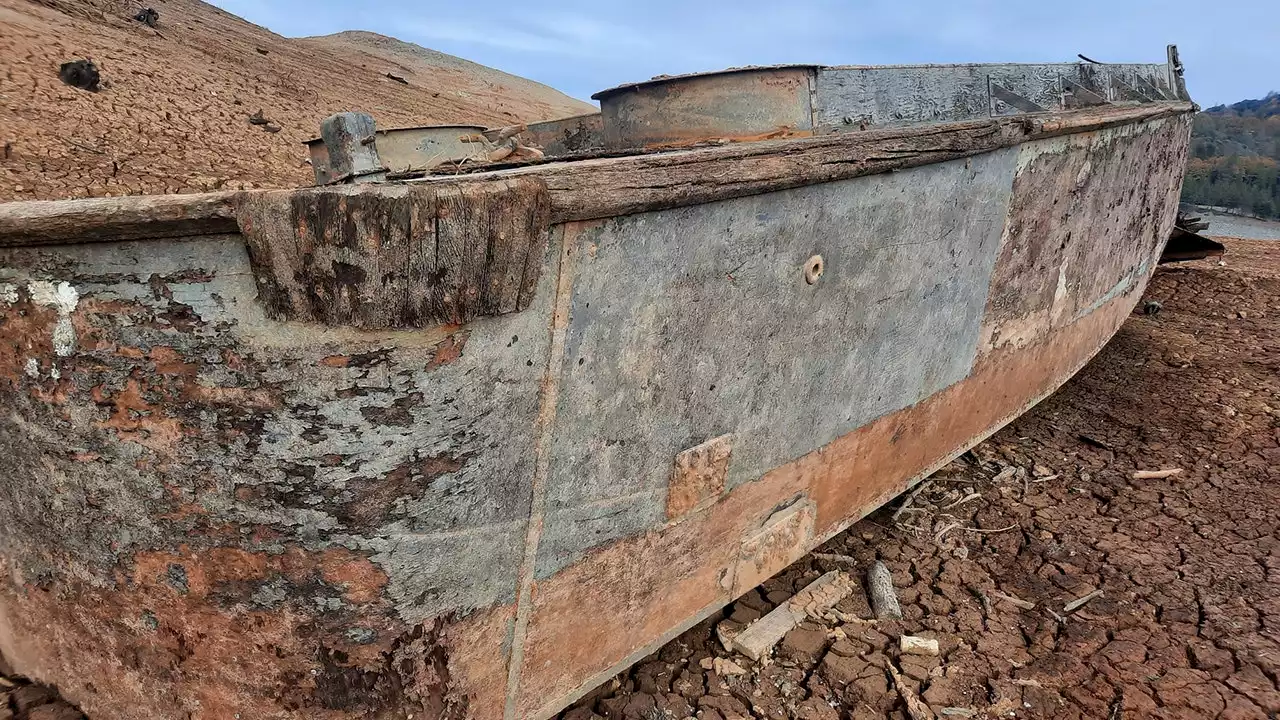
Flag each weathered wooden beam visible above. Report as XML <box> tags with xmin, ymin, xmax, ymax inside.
<box><xmin>522</xmin><ymin>102</ymin><xmax>1193</xmax><ymax>223</ymax></box>
<box><xmin>235</xmin><ymin>178</ymin><xmax>550</xmax><ymax>329</ymax></box>
<box><xmin>0</xmin><ymin>102</ymin><xmax>1193</xmax><ymax>248</ymax></box>
<box><xmin>0</xmin><ymin>192</ymin><xmax>238</xmax><ymax>247</ymax></box>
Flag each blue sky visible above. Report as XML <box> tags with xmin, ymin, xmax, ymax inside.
<box><xmin>212</xmin><ymin>0</ymin><xmax>1276</xmax><ymax>108</ymax></box>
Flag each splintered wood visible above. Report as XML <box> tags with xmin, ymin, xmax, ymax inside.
<box><xmin>900</xmin><ymin>635</ymin><xmax>940</xmax><ymax>656</ymax></box>
<box><xmin>889</xmin><ymin>661</ymin><xmax>936</xmax><ymax>720</ymax></box>
<box><xmin>731</xmin><ymin>571</ymin><xmax>855</xmax><ymax>661</ymax></box>
<box><xmin>236</xmin><ymin>178</ymin><xmax>550</xmax><ymax>329</ymax></box>
<box><xmin>868</xmin><ymin>560</ymin><xmax>903</xmax><ymax>619</ymax></box>
<box><xmin>1133</xmin><ymin>468</ymin><xmax>1183</xmax><ymax>480</ymax></box>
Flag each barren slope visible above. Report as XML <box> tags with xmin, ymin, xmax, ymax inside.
<box><xmin>0</xmin><ymin>0</ymin><xmax>594</xmax><ymax>200</ymax></box>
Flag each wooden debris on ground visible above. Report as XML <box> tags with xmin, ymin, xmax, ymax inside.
<box><xmin>715</xmin><ymin>620</ymin><xmax>742</xmax><ymax>653</ymax></box>
<box><xmin>868</xmin><ymin>560</ymin><xmax>903</xmax><ymax>620</ymax></box>
<box><xmin>888</xmin><ymin>661</ymin><xmax>936</xmax><ymax>720</ymax></box>
<box><xmin>991</xmin><ymin>590</ymin><xmax>1036</xmax><ymax>610</ymax></box>
<box><xmin>892</xmin><ymin>479</ymin><xmax>935</xmax><ymax>520</ymax></box>
<box><xmin>810</xmin><ymin>552</ymin><xmax>857</xmax><ymax>566</ymax></box>
<box><xmin>1133</xmin><ymin>468</ymin><xmax>1183</xmax><ymax>479</ymax></box>
<box><xmin>731</xmin><ymin>571</ymin><xmax>855</xmax><ymax>660</ymax></box>
<box><xmin>991</xmin><ymin>465</ymin><xmax>1019</xmax><ymax>483</ymax></box>
<box><xmin>900</xmin><ymin>635</ymin><xmax>941</xmax><ymax>656</ymax></box>
<box><xmin>1063</xmin><ymin>589</ymin><xmax>1104</xmax><ymax>614</ymax></box>
<box><xmin>699</xmin><ymin>657</ymin><xmax>747</xmax><ymax>676</ymax></box>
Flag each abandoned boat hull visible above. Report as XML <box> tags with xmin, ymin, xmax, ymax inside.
<box><xmin>0</xmin><ymin>88</ymin><xmax>1190</xmax><ymax>720</ymax></box>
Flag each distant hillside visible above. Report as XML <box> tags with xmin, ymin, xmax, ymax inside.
<box><xmin>0</xmin><ymin>0</ymin><xmax>595</xmax><ymax>201</ymax></box>
<box><xmin>1182</xmin><ymin>92</ymin><xmax>1280</xmax><ymax>219</ymax></box>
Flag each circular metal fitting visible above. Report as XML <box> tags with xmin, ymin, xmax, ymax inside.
<box><xmin>804</xmin><ymin>255</ymin><xmax>825</xmax><ymax>284</ymax></box>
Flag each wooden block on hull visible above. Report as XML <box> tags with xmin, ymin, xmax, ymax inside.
<box><xmin>236</xmin><ymin>178</ymin><xmax>550</xmax><ymax>329</ymax></box>
<box><xmin>666</xmin><ymin>434</ymin><xmax>733</xmax><ymax>520</ymax></box>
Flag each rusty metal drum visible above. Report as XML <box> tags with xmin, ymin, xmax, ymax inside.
<box><xmin>592</xmin><ymin>65</ymin><xmax>818</xmax><ymax>150</ymax></box>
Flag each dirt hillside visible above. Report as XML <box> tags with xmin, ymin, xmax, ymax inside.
<box><xmin>0</xmin><ymin>0</ymin><xmax>595</xmax><ymax>201</ymax></box>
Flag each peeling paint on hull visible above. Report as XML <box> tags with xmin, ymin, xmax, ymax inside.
<box><xmin>0</xmin><ymin>112</ymin><xmax>1191</xmax><ymax>720</ymax></box>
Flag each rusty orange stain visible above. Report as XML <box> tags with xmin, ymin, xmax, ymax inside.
<box><xmin>94</xmin><ymin>378</ymin><xmax>188</xmax><ymax>452</ymax></box>
<box><xmin>424</xmin><ymin>331</ymin><xmax>469</xmax><ymax>371</ymax></box>
<box><xmin>148</xmin><ymin>346</ymin><xmax>198</xmax><ymax>375</ymax></box>
<box><xmin>319</xmin><ymin>549</ymin><xmax>390</xmax><ymax>605</ymax></box>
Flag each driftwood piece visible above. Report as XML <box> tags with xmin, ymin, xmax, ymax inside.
<box><xmin>868</xmin><ymin>561</ymin><xmax>903</xmax><ymax>620</ymax></box>
<box><xmin>900</xmin><ymin>635</ymin><xmax>940</xmax><ymax>656</ymax></box>
<box><xmin>810</xmin><ymin>552</ymin><xmax>858</xmax><ymax>566</ymax></box>
<box><xmin>991</xmin><ymin>590</ymin><xmax>1036</xmax><ymax>610</ymax></box>
<box><xmin>1133</xmin><ymin>468</ymin><xmax>1183</xmax><ymax>480</ymax></box>
<box><xmin>732</xmin><ymin>571</ymin><xmax>854</xmax><ymax>660</ymax></box>
<box><xmin>236</xmin><ymin>178</ymin><xmax>550</xmax><ymax>328</ymax></box>
<box><xmin>1063</xmin><ymin>589</ymin><xmax>1104</xmax><ymax>614</ymax></box>
<box><xmin>889</xmin><ymin>661</ymin><xmax>935</xmax><ymax>720</ymax></box>
<box><xmin>0</xmin><ymin>102</ymin><xmax>1191</xmax><ymax>248</ymax></box>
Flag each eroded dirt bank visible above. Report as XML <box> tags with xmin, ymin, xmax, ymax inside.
<box><xmin>2</xmin><ymin>240</ymin><xmax>1277</xmax><ymax>719</ymax></box>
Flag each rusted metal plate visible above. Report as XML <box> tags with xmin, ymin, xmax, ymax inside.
<box><xmin>304</xmin><ymin>138</ymin><xmax>333</xmax><ymax>184</ymax></box>
<box><xmin>522</xmin><ymin>112</ymin><xmax>603</xmax><ymax>157</ymax></box>
<box><xmin>375</xmin><ymin>125</ymin><xmax>489</xmax><ymax>173</ymax></box>
<box><xmin>593</xmin><ymin>66</ymin><xmax>817</xmax><ymax>150</ymax></box>
<box><xmin>305</xmin><ymin>125</ymin><xmax>489</xmax><ymax>184</ymax></box>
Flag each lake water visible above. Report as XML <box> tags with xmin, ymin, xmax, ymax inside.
<box><xmin>1197</xmin><ymin>210</ymin><xmax>1280</xmax><ymax>241</ymax></box>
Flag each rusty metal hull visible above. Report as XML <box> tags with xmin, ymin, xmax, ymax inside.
<box><xmin>0</xmin><ymin>112</ymin><xmax>1191</xmax><ymax>719</ymax></box>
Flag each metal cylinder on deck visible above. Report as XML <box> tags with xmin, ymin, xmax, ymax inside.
<box><xmin>592</xmin><ymin>65</ymin><xmax>818</xmax><ymax>151</ymax></box>
<box><xmin>483</xmin><ymin>113</ymin><xmax>604</xmax><ymax>158</ymax></box>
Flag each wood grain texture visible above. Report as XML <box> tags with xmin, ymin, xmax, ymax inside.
<box><xmin>519</xmin><ymin>102</ymin><xmax>1193</xmax><ymax>223</ymax></box>
<box><xmin>0</xmin><ymin>102</ymin><xmax>1193</xmax><ymax>248</ymax></box>
<box><xmin>236</xmin><ymin>177</ymin><xmax>549</xmax><ymax>328</ymax></box>
<box><xmin>0</xmin><ymin>192</ymin><xmax>238</xmax><ymax>246</ymax></box>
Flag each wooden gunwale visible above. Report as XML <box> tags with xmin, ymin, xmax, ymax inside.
<box><xmin>0</xmin><ymin>101</ymin><xmax>1194</xmax><ymax>248</ymax></box>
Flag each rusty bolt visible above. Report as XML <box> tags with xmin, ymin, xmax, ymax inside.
<box><xmin>804</xmin><ymin>255</ymin><xmax>824</xmax><ymax>285</ymax></box>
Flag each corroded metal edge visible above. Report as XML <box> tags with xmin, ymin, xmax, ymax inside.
<box><xmin>590</xmin><ymin>64</ymin><xmax>823</xmax><ymax>100</ymax></box>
